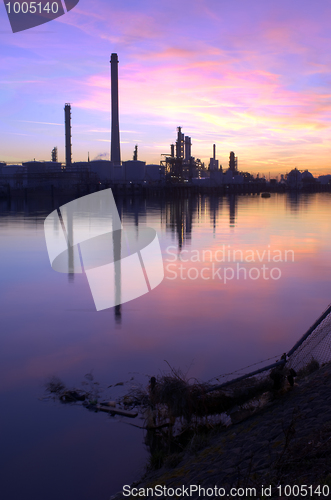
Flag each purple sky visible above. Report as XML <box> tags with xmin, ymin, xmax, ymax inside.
<box><xmin>1</xmin><ymin>0</ymin><xmax>331</xmax><ymax>175</ymax></box>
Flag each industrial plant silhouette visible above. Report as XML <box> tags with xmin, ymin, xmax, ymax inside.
<box><xmin>0</xmin><ymin>53</ymin><xmax>329</xmax><ymax>194</ymax></box>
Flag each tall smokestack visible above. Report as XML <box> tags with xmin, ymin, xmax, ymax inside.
<box><xmin>64</xmin><ymin>103</ymin><xmax>72</xmax><ymax>168</ymax></box>
<box><xmin>110</xmin><ymin>53</ymin><xmax>121</xmax><ymax>164</ymax></box>
<box><xmin>213</xmin><ymin>144</ymin><xmax>216</xmax><ymax>160</ymax></box>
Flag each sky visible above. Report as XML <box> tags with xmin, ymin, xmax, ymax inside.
<box><xmin>1</xmin><ymin>0</ymin><xmax>331</xmax><ymax>175</ymax></box>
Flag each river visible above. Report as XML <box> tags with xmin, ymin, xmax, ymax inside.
<box><xmin>1</xmin><ymin>191</ymin><xmax>331</xmax><ymax>499</ymax></box>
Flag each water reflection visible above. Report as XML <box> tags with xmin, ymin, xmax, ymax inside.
<box><xmin>209</xmin><ymin>195</ymin><xmax>223</xmax><ymax>234</ymax></box>
<box><xmin>66</xmin><ymin>208</ymin><xmax>75</xmax><ymax>282</ymax></box>
<box><xmin>286</xmin><ymin>191</ymin><xmax>303</xmax><ymax>212</ymax></box>
<box><xmin>162</xmin><ymin>194</ymin><xmax>239</xmax><ymax>250</ymax></box>
<box><xmin>228</xmin><ymin>195</ymin><xmax>237</xmax><ymax>228</ymax></box>
<box><xmin>113</xmin><ymin>213</ymin><xmax>122</xmax><ymax>324</ymax></box>
<box><xmin>165</xmin><ymin>197</ymin><xmax>195</xmax><ymax>249</ymax></box>
<box><xmin>2</xmin><ymin>191</ymin><xmax>331</xmax><ymax>500</ymax></box>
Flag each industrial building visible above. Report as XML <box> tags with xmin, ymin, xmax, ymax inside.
<box><xmin>2</xmin><ymin>53</ymin><xmax>324</xmax><ymax>194</ymax></box>
<box><xmin>209</xmin><ymin>144</ymin><xmax>220</xmax><ymax>171</ymax></box>
<box><xmin>161</xmin><ymin>127</ymin><xmax>206</xmax><ymax>182</ymax></box>
<box><xmin>0</xmin><ymin>163</ymin><xmax>27</xmax><ymax>189</ymax></box>
<box><xmin>0</xmin><ymin>53</ymin><xmax>249</xmax><ymax>191</ymax></box>
<box><xmin>229</xmin><ymin>151</ymin><xmax>238</xmax><ymax>175</ymax></box>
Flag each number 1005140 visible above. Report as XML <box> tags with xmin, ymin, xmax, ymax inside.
<box><xmin>6</xmin><ymin>2</ymin><xmax>60</xmax><ymax>14</ymax></box>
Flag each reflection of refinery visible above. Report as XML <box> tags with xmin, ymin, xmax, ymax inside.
<box><xmin>0</xmin><ymin>53</ymin><xmax>327</xmax><ymax>193</ymax></box>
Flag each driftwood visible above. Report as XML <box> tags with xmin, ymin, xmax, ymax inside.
<box><xmin>95</xmin><ymin>404</ymin><xmax>138</xmax><ymax>418</ymax></box>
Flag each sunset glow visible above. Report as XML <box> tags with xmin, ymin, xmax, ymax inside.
<box><xmin>1</xmin><ymin>0</ymin><xmax>331</xmax><ymax>174</ymax></box>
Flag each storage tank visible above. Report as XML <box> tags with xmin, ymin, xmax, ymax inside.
<box><xmin>123</xmin><ymin>160</ymin><xmax>146</xmax><ymax>182</ymax></box>
<box><xmin>145</xmin><ymin>164</ymin><xmax>164</xmax><ymax>182</ymax></box>
<box><xmin>23</xmin><ymin>161</ymin><xmax>62</xmax><ymax>173</ymax></box>
<box><xmin>89</xmin><ymin>160</ymin><xmax>111</xmax><ymax>181</ymax></box>
<box><xmin>1</xmin><ymin>164</ymin><xmax>27</xmax><ymax>188</ymax></box>
<box><xmin>111</xmin><ymin>164</ymin><xmax>124</xmax><ymax>182</ymax></box>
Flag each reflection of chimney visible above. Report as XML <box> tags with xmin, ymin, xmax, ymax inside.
<box><xmin>110</xmin><ymin>53</ymin><xmax>121</xmax><ymax>165</ymax></box>
<box><xmin>113</xmin><ymin>198</ymin><xmax>122</xmax><ymax>324</ymax></box>
<box><xmin>67</xmin><ymin>208</ymin><xmax>74</xmax><ymax>282</ymax></box>
<box><xmin>64</xmin><ymin>104</ymin><xmax>72</xmax><ymax>168</ymax></box>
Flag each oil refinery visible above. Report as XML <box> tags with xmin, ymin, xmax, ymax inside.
<box><xmin>0</xmin><ymin>54</ymin><xmax>327</xmax><ymax>194</ymax></box>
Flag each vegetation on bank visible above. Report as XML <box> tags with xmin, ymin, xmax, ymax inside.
<box><xmin>44</xmin><ymin>358</ymin><xmax>321</xmax><ymax>474</ymax></box>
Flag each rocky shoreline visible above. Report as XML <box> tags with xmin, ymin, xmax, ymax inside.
<box><xmin>111</xmin><ymin>362</ymin><xmax>331</xmax><ymax>499</ymax></box>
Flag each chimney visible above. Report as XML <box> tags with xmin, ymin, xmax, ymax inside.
<box><xmin>110</xmin><ymin>53</ymin><xmax>121</xmax><ymax>165</ymax></box>
<box><xmin>184</xmin><ymin>136</ymin><xmax>191</xmax><ymax>161</ymax></box>
<box><xmin>176</xmin><ymin>127</ymin><xmax>184</xmax><ymax>159</ymax></box>
<box><xmin>51</xmin><ymin>146</ymin><xmax>58</xmax><ymax>163</ymax></box>
<box><xmin>213</xmin><ymin>144</ymin><xmax>216</xmax><ymax>160</ymax></box>
<box><xmin>64</xmin><ymin>104</ymin><xmax>72</xmax><ymax>168</ymax></box>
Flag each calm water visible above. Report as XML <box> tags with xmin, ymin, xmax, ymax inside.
<box><xmin>1</xmin><ymin>192</ymin><xmax>331</xmax><ymax>500</ymax></box>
